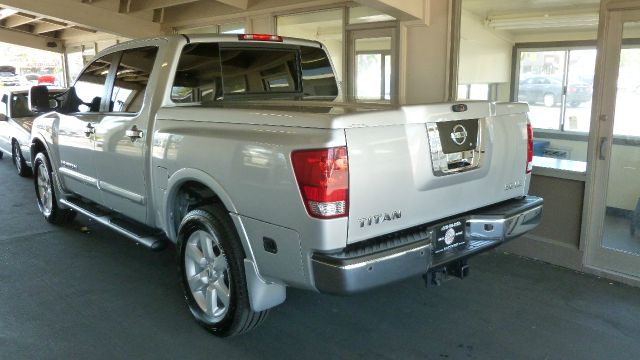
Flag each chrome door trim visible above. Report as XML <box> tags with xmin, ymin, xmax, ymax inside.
<box><xmin>99</xmin><ymin>180</ymin><xmax>145</xmax><ymax>205</ymax></box>
<box><xmin>59</xmin><ymin>167</ymin><xmax>99</xmax><ymax>187</ymax></box>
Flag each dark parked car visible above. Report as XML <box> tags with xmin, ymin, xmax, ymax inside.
<box><xmin>518</xmin><ymin>76</ymin><xmax>592</xmax><ymax>107</ymax></box>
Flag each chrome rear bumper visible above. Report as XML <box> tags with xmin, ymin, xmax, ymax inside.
<box><xmin>311</xmin><ymin>196</ymin><xmax>543</xmax><ymax>295</ymax></box>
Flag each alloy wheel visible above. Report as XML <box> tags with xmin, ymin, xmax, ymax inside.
<box><xmin>36</xmin><ymin>164</ymin><xmax>53</xmax><ymax>216</ymax></box>
<box><xmin>184</xmin><ymin>229</ymin><xmax>231</xmax><ymax>322</ymax></box>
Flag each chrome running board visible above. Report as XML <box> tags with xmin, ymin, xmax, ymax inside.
<box><xmin>60</xmin><ymin>198</ymin><xmax>167</xmax><ymax>251</ymax></box>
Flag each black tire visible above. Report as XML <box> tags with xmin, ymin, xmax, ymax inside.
<box><xmin>177</xmin><ymin>205</ymin><xmax>268</xmax><ymax>337</ymax></box>
<box><xmin>33</xmin><ymin>152</ymin><xmax>76</xmax><ymax>225</ymax></box>
<box><xmin>0</xmin><ymin>150</ymin><xmax>3</xmax><ymax>159</ymax></box>
<box><xmin>12</xmin><ymin>141</ymin><xmax>31</xmax><ymax>177</ymax></box>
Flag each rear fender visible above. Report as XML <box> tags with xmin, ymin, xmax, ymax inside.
<box><xmin>164</xmin><ymin>168</ymin><xmax>286</xmax><ymax>311</ymax></box>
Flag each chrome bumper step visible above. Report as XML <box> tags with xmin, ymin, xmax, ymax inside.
<box><xmin>312</xmin><ymin>196</ymin><xmax>543</xmax><ymax>295</ymax></box>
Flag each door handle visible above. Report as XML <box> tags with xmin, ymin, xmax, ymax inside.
<box><xmin>599</xmin><ymin>136</ymin><xmax>609</xmax><ymax>160</ymax></box>
<box><xmin>125</xmin><ymin>125</ymin><xmax>143</xmax><ymax>142</ymax></box>
<box><xmin>84</xmin><ymin>123</ymin><xmax>95</xmax><ymax>137</ymax></box>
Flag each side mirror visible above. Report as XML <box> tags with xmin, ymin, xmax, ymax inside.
<box><xmin>1</xmin><ymin>94</ymin><xmax>7</xmax><ymax>104</ymax></box>
<box><xmin>29</xmin><ymin>85</ymin><xmax>51</xmax><ymax>112</ymax></box>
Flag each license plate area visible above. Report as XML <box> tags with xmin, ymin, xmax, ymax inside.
<box><xmin>433</xmin><ymin>219</ymin><xmax>467</xmax><ymax>255</ymax></box>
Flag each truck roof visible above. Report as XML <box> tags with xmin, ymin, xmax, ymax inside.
<box><xmin>99</xmin><ymin>33</ymin><xmax>323</xmax><ymax>56</ymax></box>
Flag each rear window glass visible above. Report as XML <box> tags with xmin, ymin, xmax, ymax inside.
<box><xmin>300</xmin><ymin>46</ymin><xmax>339</xmax><ymax>98</ymax></box>
<box><xmin>220</xmin><ymin>48</ymin><xmax>299</xmax><ymax>94</ymax></box>
<box><xmin>171</xmin><ymin>42</ymin><xmax>338</xmax><ymax>103</ymax></box>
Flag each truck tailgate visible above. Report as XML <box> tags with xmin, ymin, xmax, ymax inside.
<box><xmin>344</xmin><ymin>102</ymin><xmax>530</xmax><ymax>244</ymax></box>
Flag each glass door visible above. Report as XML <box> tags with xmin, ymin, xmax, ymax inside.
<box><xmin>585</xmin><ymin>6</ymin><xmax>640</xmax><ymax>279</ymax></box>
<box><xmin>347</xmin><ymin>27</ymin><xmax>397</xmax><ymax>103</ymax></box>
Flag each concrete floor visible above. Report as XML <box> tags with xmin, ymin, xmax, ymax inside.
<box><xmin>1</xmin><ymin>158</ymin><xmax>640</xmax><ymax>360</ymax></box>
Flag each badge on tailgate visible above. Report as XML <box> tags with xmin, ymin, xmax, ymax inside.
<box><xmin>437</xmin><ymin>119</ymin><xmax>479</xmax><ymax>154</ymax></box>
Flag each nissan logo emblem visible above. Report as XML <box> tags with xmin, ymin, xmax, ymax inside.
<box><xmin>450</xmin><ymin>124</ymin><xmax>468</xmax><ymax>145</ymax></box>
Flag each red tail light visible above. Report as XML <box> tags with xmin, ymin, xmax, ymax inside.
<box><xmin>291</xmin><ymin>147</ymin><xmax>349</xmax><ymax>219</ymax></box>
<box><xmin>238</xmin><ymin>34</ymin><xmax>283</xmax><ymax>42</ymax></box>
<box><xmin>526</xmin><ymin>122</ymin><xmax>534</xmax><ymax>174</ymax></box>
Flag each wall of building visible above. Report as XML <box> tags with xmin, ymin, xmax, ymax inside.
<box><xmin>400</xmin><ymin>0</ymin><xmax>453</xmax><ymax>104</ymax></box>
<box><xmin>458</xmin><ymin>10</ymin><xmax>513</xmax><ymax>85</ymax></box>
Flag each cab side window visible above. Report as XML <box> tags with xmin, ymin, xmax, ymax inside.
<box><xmin>110</xmin><ymin>46</ymin><xmax>159</xmax><ymax>113</ymax></box>
<box><xmin>73</xmin><ymin>53</ymin><xmax>115</xmax><ymax>112</ymax></box>
<box><xmin>11</xmin><ymin>94</ymin><xmax>32</xmax><ymax>118</ymax></box>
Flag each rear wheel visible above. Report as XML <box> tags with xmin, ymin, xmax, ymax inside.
<box><xmin>12</xmin><ymin>141</ymin><xmax>31</xmax><ymax>177</ymax></box>
<box><xmin>33</xmin><ymin>152</ymin><xmax>76</xmax><ymax>225</ymax></box>
<box><xmin>0</xmin><ymin>151</ymin><xmax>3</xmax><ymax>159</ymax></box>
<box><xmin>177</xmin><ymin>205</ymin><xmax>268</xmax><ymax>337</ymax></box>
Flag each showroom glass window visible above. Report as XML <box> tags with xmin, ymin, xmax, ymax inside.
<box><xmin>110</xmin><ymin>46</ymin><xmax>159</xmax><ymax>113</ymax></box>
<box><xmin>515</xmin><ymin>47</ymin><xmax>597</xmax><ymax>133</ymax></box>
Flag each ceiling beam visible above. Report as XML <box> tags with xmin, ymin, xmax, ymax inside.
<box><xmin>0</xmin><ymin>0</ymin><xmax>162</xmax><ymax>37</ymax></box>
<box><xmin>32</xmin><ymin>20</ymin><xmax>69</xmax><ymax>34</ymax></box>
<box><xmin>0</xmin><ymin>26</ymin><xmax>62</xmax><ymax>52</ymax></box>
<box><xmin>356</xmin><ymin>0</ymin><xmax>427</xmax><ymax>22</ymax></box>
<box><xmin>3</xmin><ymin>13</ymin><xmax>37</xmax><ymax>28</ymax></box>
<box><xmin>123</xmin><ymin>0</ymin><xmax>200</xmax><ymax>13</ymax></box>
<box><xmin>163</xmin><ymin>0</ymin><xmax>348</xmax><ymax>29</ymax></box>
<box><xmin>217</xmin><ymin>0</ymin><xmax>249</xmax><ymax>10</ymax></box>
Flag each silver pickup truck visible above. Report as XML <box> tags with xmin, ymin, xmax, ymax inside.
<box><xmin>28</xmin><ymin>34</ymin><xmax>543</xmax><ymax>337</ymax></box>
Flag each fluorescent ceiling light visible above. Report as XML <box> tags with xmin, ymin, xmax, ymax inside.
<box><xmin>486</xmin><ymin>13</ymin><xmax>599</xmax><ymax>30</ymax></box>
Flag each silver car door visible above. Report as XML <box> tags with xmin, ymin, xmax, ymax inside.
<box><xmin>56</xmin><ymin>53</ymin><xmax>117</xmax><ymax>203</ymax></box>
<box><xmin>93</xmin><ymin>46</ymin><xmax>160</xmax><ymax>224</ymax></box>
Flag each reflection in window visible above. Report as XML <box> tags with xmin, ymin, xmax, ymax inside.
<box><xmin>220</xmin><ymin>48</ymin><xmax>299</xmax><ymax>95</ymax></box>
<box><xmin>171</xmin><ymin>43</ymin><xmax>223</xmax><ymax>103</ymax></box>
<box><xmin>111</xmin><ymin>46</ymin><xmax>158</xmax><ymax>113</ymax></box>
<box><xmin>74</xmin><ymin>53</ymin><xmax>115</xmax><ymax>112</ymax></box>
<box><xmin>300</xmin><ymin>46</ymin><xmax>338</xmax><ymax>99</ymax></box>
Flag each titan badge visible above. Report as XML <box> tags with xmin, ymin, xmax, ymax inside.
<box><xmin>358</xmin><ymin>211</ymin><xmax>402</xmax><ymax>228</ymax></box>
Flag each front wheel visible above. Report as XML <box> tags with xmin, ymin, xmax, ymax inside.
<box><xmin>177</xmin><ymin>205</ymin><xmax>268</xmax><ymax>337</ymax></box>
<box><xmin>33</xmin><ymin>152</ymin><xmax>76</xmax><ymax>225</ymax></box>
<box><xmin>12</xmin><ymin>141</ymin><xmax>31</xmax><ymax>177</ymax></box>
